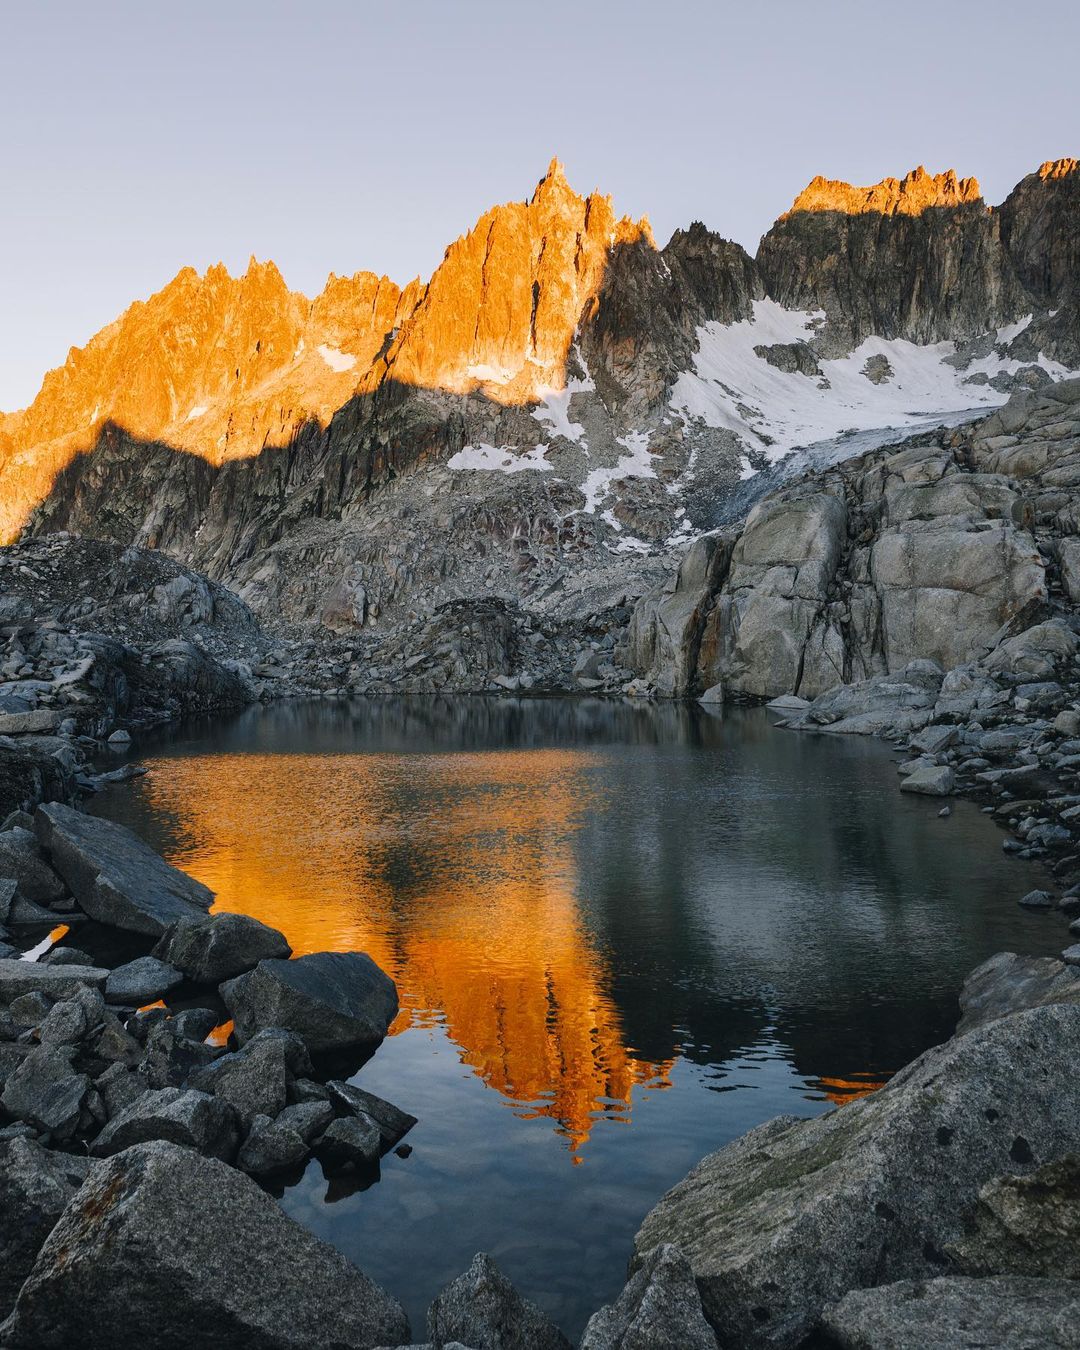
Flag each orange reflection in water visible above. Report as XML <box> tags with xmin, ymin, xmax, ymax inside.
<box><xmin>812</xmin><ymin>1074</ymin><xmax>890</xmax><ymax>1107</ymax></box>
<box><xmin>139</xmin><ymin>749</ymin><xmax>671</xmax><ymax>1156</ymax></box>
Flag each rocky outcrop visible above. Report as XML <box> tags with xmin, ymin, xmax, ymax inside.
<box><xmin>631</xmin><ymin>1001</ymin><xmax>1080</xmax><ymax>1349</ymax></box>
<box><xmin>631</xmin><ymin>379</ymin><xmax>1080</xmax><ymax>700</ymax></box>
<box><xmin>758</xmin><ymin>160</ymin><xmax>1080</xmax><ymax>358</ymax></box>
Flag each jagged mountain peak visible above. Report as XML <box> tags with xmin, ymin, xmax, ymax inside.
<box><xmin>1038</xmin><ymin>157</ymin><xmax>1079</xmax><ymax>181</ymax></box>
<box><xmin>783</xmin><ymin>166</ymin><xmax>983</xmax><ymax>219</ymax></box>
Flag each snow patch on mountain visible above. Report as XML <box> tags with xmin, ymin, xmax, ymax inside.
<box><xmin>317</xmin><ymin>344</ymin><xmax>356</xmax><ymax>373</ymax></box>
<box><xmin>447</xmin><ymin>442</ymin><xmax>554</xmax><ymax>474</ymax></box>
<box><xmin>580</xmin><ymin>431</ymin><xmax>656</xmax><ymax>514</ymax></box>
<box><xmin>669</xmin><ymin>299</ymin><xmax>1075</xmax><ymax>465</ymax></box>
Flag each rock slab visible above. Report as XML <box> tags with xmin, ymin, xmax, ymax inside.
<box><xmin>35</xmin><ymin>802</ymin><xmax>213</xmax><ymax>935</ymax></box>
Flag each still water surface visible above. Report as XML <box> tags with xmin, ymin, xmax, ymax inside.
<box><xmin>90</xmin><ymin>697</ymin><xmax>1060</xmax><ymax>1338</ymax></box>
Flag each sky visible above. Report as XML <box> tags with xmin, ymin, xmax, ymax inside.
<box><xmin>1</xmin><ymin>0</ymin><xmax>1077</xmax><ymax>411</ymax></box>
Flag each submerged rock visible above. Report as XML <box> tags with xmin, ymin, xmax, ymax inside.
<box><xmin>427</xmin><ymin>1252</ymin><xmax>570</xmax><ymax>1350</ymax></box>
<box><xmin>221</xmin><ymin>952</ymin><xmax>399</xmax><ymax>1053</ymax></box>
<box><xmin>34</xmin><ymin>802</ymin><xmax>213</xmax><ymax>936</ymax></box>
<box><xmin>0</xmin><ymin>1140</ymin><xmax>411</xmax><ymax>1348</ymax></box>
<box><xmin>631</xmin><ymin>1002</ymin><xmax>1080</xmax><ymax>1350</ymax></box>
<box><xmin>819</xmin><ymin>1275</ymin><xmax>1080</xmax><ymax>1349</ymax></box>
<box><xmin>580</xmin><ymin>1243</ymin><xmax>718</xmax><ymax>1350</ymax></box>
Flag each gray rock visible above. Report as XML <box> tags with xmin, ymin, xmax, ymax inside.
<box><xmin>0</xmin><ymin>1045</ymin><xmax>90</xmax><ymax>1140</ymax></box>
<box><xmin>221</xmin><ymin>952</ymin><xmax>398</xmax><ymax>1053</ymax></box>
<box><xmin>1019</xmin><ymin>888</ymin><xmax>1056</xmax><ymax>908</ymax></box>
<box><xmin>0</xmin><ymin>958</ymin><xmax>107</xmax><ymax>1002</ymax></box>
<box><xmin>94</xmin><ymin>1062</ymin><xmax>146</xmax><ymax>1118</ymax></box>
<box><xmin>318</xmin><ymin>1114</ymin><xmax>382</xmax><ymax>1169</ymax></box>
<box><xmin>580</xmin><ymin>1243</ymin><xmax>717</xmax><ymax>1350</ymax></box>
<box><xmin>945</xmin><ymin>1155</ymin><xmax>1080</xmax><ymax>1279</ymax></box>
<box><xmin>187</xmin><ymin>1039</ymin><xmax>289</xmax><ymax>1128</ymax></box>
<box><xmin>153</xmin><ymin>911</ymin><xmax>291</xmax><ymax>983</ymax></box>
<box><xmin>898</xmin><ymin>764</ymin><xmax>955</xmax><ymax>796</ymax></box>
<box><xmin>957</xmin><ymin>952</ymin><xmax>1080</xmax><ymax>1033</ymax></box>
<box><xmin>0</xmin><ymin>1138</ymin><xmax>79</xmax><ymax>1320</ymax></box>
<box><xmin>276</xmin><ymin>1098</ymin><xmax>334</xmax><ymax>1143</ymax></box>
<box><xmin>91</xmin><ymin>1086</ymin><xmax>239</xmax><ymax>1162</ymax></box>
<box><xmin>632</xmin><ymin>1002</ymin><xmax>1080</xmax><ymax>1350</ymax></box>
<box><xmin>0</xmin><ymin>827</ymin><xmax>66</xmax><ymax>905</ymax></box>
<box><xmin>819</xmin><ymin>1275</ymin><xmax>1080</xmax><ymax>1349</ymax></box>
<box><xmin>139</xmin><ymin>1019</ymin><xmax>221</xmax><ymax>1088</ymax></box>
<box><xmin>39</xmin><ymin>944</ymin><xmax>95</xmax><ymax>966</ymax></box>
<box><xmin>237</xmin><ymin>1112</ymin><xmax>309</xmax><ymax>1176</ymax></box>
<box><xmin>1062</xmin><ymin>943</ymin><xmax>1080</xmax><ymax>965</ymax></box>
<box><xmin>8</xmin><ymin>990</ymin><xmax>53</xmax><ymax>1028</ymax></box>
<box><xmin>38</xmin><ymin>985</ymin><xmax>104</xmax><ymax>1045</ymax></box>
<box><xmin>104</xmin><ymin>955</ymin><xmax>184</xmax><ymax>1004</ymax></box>
<box><xmin>34</xmin><ymin>802</ymin><xmax>213</xmax><ymax>936</ymax></box>
<box><xmin>170</xmin><ymin>1006</ymin><xmax>219</xmax><ymax>1042</ymax></box>
<box><xmin>427</xmin><ymin>1252</ymin><xmax>570</xmax><ymax>1350</ymax></box>
<box><xmin>0</xmin><ymin>1140</ymin><xmax>411</xmax><ymax>1348</ymax></box>
<box><xmin>327</xmin><ymin>1079</ymin><xmax>418</xmax><ymax>1149</ymax></box>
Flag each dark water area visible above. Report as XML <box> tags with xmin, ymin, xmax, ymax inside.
<box><xmin>89</xmin><ymin>696</ymin><xmax>1062</xmax><ymax>1339</ymax></box>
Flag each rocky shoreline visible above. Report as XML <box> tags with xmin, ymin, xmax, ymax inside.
<box><xmin>0</xmin><ymin>783</ymin><xmax>1076</xmax><ymax>1347</ymax></box>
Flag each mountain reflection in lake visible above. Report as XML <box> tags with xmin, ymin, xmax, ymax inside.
<box><xmin>90</xmin><ymin>697</ymin><xmax>1060</xmax><ymax>1337</ymax></box>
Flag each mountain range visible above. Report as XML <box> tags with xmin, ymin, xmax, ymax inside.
<box><xmin>1</xmin><ymin>157</ymin><xmax>1077</xmax><ymax>631</ymax></box>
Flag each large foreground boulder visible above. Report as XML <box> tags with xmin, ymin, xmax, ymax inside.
<box><xmin>222</xmin><ymin>952</ymin><xmax>399</xmax><ymax>1053</ymax></box>
<box><xmin>819</xmin><ymin>1275</ymin><xmax>1080</xmax><ymax>1349</ymax></box>
<box><xmin>0</xmin><ymin>1140</ymin><xmax>411</xmax><ymax>1349</ymax></box>
<box><xmin>631</xmin><ymin>1002</ymin><xmax>1080</xmax><ymax>1350</ymax></box>
<box><xmin>427</xmin><ymin>1252</ymin><xmax>570</xmax><ymax>1350</ymax></box>
<box><xmin>34</xmin><ymin>802</ymin><xmax>213</xmax><ymax>935</ymax></box>
<box><xmin>0</xmin><ymin>1139</ymin><xmax>80</xmax><ymax>1320</ymax></box>
<box><xmin>153</xmin><ymin>911</ymin><xmax>291</xmax><ymax>983</ymax></box>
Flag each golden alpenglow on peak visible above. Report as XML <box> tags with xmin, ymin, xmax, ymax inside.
<box><xmin>1038</xmin><ymin>157</ymin><xmax>1080</xmax><ymax>181</ymax></box>
<box><xmin>784</xmin><ymin>166</ymin><xmax>983</xmax><ymax>218</ymax></box>
<box><xmin>0</xmin><ymin>161</ymin><xmax>651</xmax><ymax>542</ymax></box>
<box><xmin>363</xmin><ymin>157</ymin><xmax>653</xmax><ymax>403</ymax></box>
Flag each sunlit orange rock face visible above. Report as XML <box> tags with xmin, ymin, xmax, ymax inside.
<box><xmin>133</xmin><ymin>748</ymin><xmax>670</xmax><ymax>1156</ymax></box>
<box><xmin>363</xmin><ymin>158</ymin><xmax>653</xmax><ymax>403</ymax></box>
<box><xmin>0</xmin><ymin>160</ymin><xmax>651</xmax><ymax>544</ymax></box>
<box><xmin>783</xmin><ymin>166</ymin><xmax>983</xmax><ymax>218</ymax></box>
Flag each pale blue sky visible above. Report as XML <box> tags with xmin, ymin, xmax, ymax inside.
<box><xmin>1</xmin><ymin>0</ymin><xmax>1077</xmax><ymax>411</ymax></box>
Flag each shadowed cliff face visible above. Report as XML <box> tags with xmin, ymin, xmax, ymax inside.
<box><xmin>759</xmin><ymin>171</ymin><xmax>1016</xmax><ymax>352</ymax></box>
